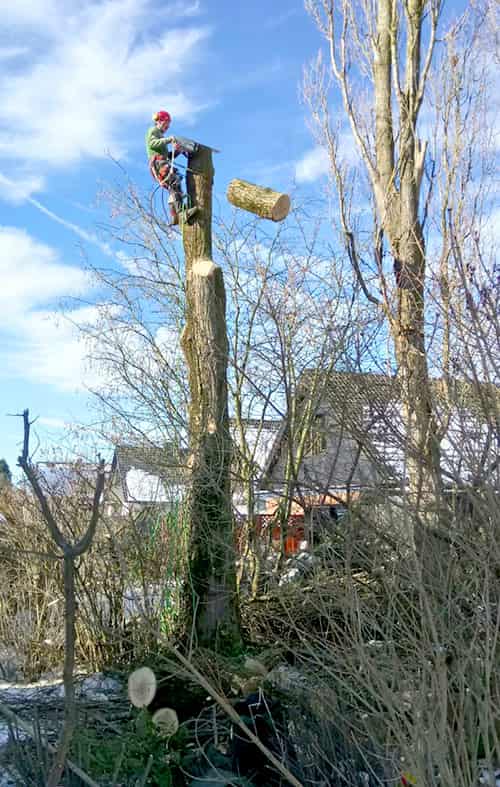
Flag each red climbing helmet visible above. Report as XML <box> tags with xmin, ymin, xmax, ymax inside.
<box><xmin>153</xmin><ymin>110</ymin><xmax>171</xmax><ymax>124</ymax></box>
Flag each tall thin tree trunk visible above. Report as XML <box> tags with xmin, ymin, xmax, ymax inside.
<box><xmin>374</xmin><ymin>0</ymin><xmax>441</xmax><ymax>505</ymax></box>
<box><xmin>180</xmin><ymin>147</ymin><xmax>241</xmax><ymax>651</ymax></box>
<box><xmin>371</xmin><ymin>0</ymin><xmax>445</xmax><ymax>582</ymax></box>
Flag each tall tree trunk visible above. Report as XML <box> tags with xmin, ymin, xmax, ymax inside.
<box><xmin>373</xmin><ymin>0</ymin><xmax>445</xmax><ymax>579</ymax></box>
<box><xmin>394</xmin><ymin>192</ymin><xmax>440</xmax><ymax>511</ymax></box>
<box><xmin>180</xmin><ymin>147</ymin><xmax>241</xmax><ymax>651</ymax></box>
<box><xmin>394</xmin><ymin>191</ymin><xmax>445</xmax><ymax>584</ymax></box>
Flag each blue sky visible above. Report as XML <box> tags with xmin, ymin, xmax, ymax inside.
<box><xmin>0</xmin><ymin>0</ymin><xmax>491</xmax><ymax>475</ymax></box>
<box><xmin>0</xmin><ymin>0</ymin><xmax>332</xmax><ymax>473</ymax></box>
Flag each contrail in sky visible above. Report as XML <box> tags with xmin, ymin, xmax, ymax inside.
<box><xmin>0</xmin><ymin>172</ymin><xmax>115</xmax><ymax>259</ymax></box>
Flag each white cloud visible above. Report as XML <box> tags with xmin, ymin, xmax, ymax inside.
<box><xmin>2</xmin><ymin>1</ymin><xmax>60</xmax><ymax>27</ymax></box>
<box><xmin>1</xmin><ymin>2</ymin><xmax>58</xmax><ymax>36</ymax></box>
<box><xmin>4</xmin><ymin>306</ymin><xmax>97</xmax><ymax>391</ymax></box>
<box><xmin>0</xmin><ymin>0</ymin><xmax>210</xmax><ymax>171</ymax></box>
<box><xmin>0</xmin><ymin>172</ymin><xmax>46</xmax><ymax>203</ymax></box>
<box><xmin>2</xmin><ymin>305</ymin><xmax>110</xmax><ymax>392</ymax></box>
<box><xmin>295</xmin><ymin>146</ymin><xmax>329</xmax><ymax>183</ymax></box>
<box><xmin>0</xmin><ymin>174</ymin><xmax>117</xmax><ymax>253</ymax></box>
<box><xmin>0</xmin><ymin>226</ymin><xmax>90</xmax><ymax>317</ymax></box>
<box><xmin>170</xmin><ymin>0</ymin><xmax>201</xmax><ymax>16</ymax></box>
<box><xmin>27</xmin><ymin>194</ymin><xmax>116</xmax><ymax>257</ymax></box>
<box><xmin>38</xmin><ymin>416</ymin><xmax>68</xmax><ymax>429</ymax></box>
<box><xmin>295</xmin><ymin>130</ymin><xmax>360</xmax><ymax>184</ymax></box>
<box><xmin>0</xmin><ymin>47</ymin><xmax>30</xmax><ymax>61</ymax></box>
<box><xmin>0</xmin><ymin>226</ymin><xmax>102</xmax><ymax>391</ymax></box>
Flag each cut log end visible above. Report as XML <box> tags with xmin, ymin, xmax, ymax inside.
<box><xmin>272</xmin><ymin>193</ymin><xmax>291</xmax><ymax>222</ymax></box>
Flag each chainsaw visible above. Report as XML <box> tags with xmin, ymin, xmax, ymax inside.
<box><xmin>169</xmin><ymin>136</ymin><xmax>220</xmax><ymax>155</ymax></box>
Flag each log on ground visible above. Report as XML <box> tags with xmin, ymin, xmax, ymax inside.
<box><xmin>227</xmin><ymin>178</ymin><xmax>290</xmax><ymax>222</ymax></box>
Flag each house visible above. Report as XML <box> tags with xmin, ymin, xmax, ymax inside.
<box><xmin>106</xmin><ymin>372</ymin><xmax>498</xmax><ymax>553</ymax></box>
<box><xmin>230</xmin><ymin>418</ymin><xmax>283</xmax><ymax>516</ymax></box>
<box><xmin>107</xmin><ymin>444</ymin><xmax>188</xmax><ymax>519</ymax></box>
<box><xmin>258</xmin><ymin>371</ymin><xmax>500</xmax><ymax>545</ymax></box>
<box><xmin>107</xmin><ymin>421</ymin><xmax>282</xmax><ymax>520</ymax></box>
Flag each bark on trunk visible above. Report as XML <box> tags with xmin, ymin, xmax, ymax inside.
<box><xmin>394</xmin><ymin>224</ymin><xmax>446</xmax><ymax>587</ymax></box>
<box><xmin>181</xmin><ymin>148</ymin><xmax>241</xmax><ymax>651</ymax></box>
<box><xmin>184</xmin><ymin>145</ymin><xmax>214</xmax><ymax>265</ymax></box>
<box><xmin>373</xmin><ymin>0</ymin><xmax>445</xmax><ymax>584</ymax></box>
<box><xmin>227</xmin><ymin>178</ymin><xmax>291</xmax><ymax>222</ymax></box>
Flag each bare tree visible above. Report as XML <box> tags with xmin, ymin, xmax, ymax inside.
<box><xmin>304</xmin><ymin>0</ymin><xmax>498</xmax><ymax>579</ymax></box>
<box><xmin>17</xmin><ymin>410</ymin><xmax>105</xmax><ymax>787</ymax></box>
<box><xmin>83</xmin><ymin>193</ymin><xmax>375</xmax><ymax>598</ymax></box>
<box><xmin>215</xmin><ymin>208</ymin><xmax>377</xmax><ymax>589</ymax></box>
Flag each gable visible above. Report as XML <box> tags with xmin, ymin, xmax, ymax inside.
<box><xmin>261</xmin><ymin>371</ymin><xmax>499</xmax><ymax>493</ymax></box>
<box><xmin>112</xmin><ymin>444</ymin><xmax>187</xmax><ymax>504</ymax></box>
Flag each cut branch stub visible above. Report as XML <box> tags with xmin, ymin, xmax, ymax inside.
<box><xmin>227</xmin><ymin>178</ymin><xmax>290</xmax><ymax>222</ymax></box>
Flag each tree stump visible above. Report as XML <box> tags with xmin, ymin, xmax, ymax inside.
<box><xmin>227</xmin><ymin>178</ymin><xmax>290</xmax><ymax>222</ymax></box>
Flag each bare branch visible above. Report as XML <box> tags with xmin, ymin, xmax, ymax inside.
<box><xmin>73</xmin><ymin>459</ymin><xmax>106</xmax><ymax>556</ymax></box>
<box><xmin>16</xmin><ymin>407</ymin><xmax>105</xmax><ymax>784</ymax></box>
<box><xmin>390</xmin><ymin>0</ymin><xmax>403</xmax><ymax>103</ymax></box>
<box><xmin>345</xmin><ymin>230</ymin><xmax>382</xmax><ymax>307</ymax></box>
<box><xmin>171</xmin><ymin>645</ymin><xmax>304</xmax><ymax>787</ymax></box>
<box><xmin>324</xmin><ymin>0</ymin><xmax>378</xmax><ymax>183</ymax></box>
<box><xmin>0</xmin><ymin>701</ymin><xmax>100</xmax><ymax>787</ymax></box>
<box><xmin>18</xmin><ymin>410</ymin><xmax>67</xmax><ymax>553</ymax></box>
<box><xmin>415</xmin><ymin>0</ymin><xmax>444</xmax><ymax>113</ymax></box>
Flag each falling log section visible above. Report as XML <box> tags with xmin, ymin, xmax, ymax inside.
<box><xmin>227</xmin><ymin>178</ymin><xmax>291</xmax><ymax>222</ymax></box>
<box><xmin>180</xmin><ymin>145</ymin><xmax>241</xmax><ymax>651</ymax></box>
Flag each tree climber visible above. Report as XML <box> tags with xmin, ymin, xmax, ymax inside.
<box><xmin>146</xmin><ymin>110</ymin><xmax>199</xmax><ymax>226</ymax></box>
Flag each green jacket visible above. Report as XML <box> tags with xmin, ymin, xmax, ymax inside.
<box><xmin>145</xmin><ymin>126</ymin><xmax>170</xmax><ymax>160</ymax></box>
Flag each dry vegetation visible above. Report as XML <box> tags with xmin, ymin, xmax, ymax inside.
<box><xmin>0</xmin><ymin>0</ymin><xmax>499</xmax><ymax>782</ymax></box>
<box><xmin>0</xmin><ymin>464</ymin><xmax>498</xmax><ymax>785</ymax></box>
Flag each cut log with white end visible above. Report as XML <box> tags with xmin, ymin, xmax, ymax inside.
<box><xmin>127</xmin><ymin>666</ymin><xmax>157</xmax><ymax>708</ymax></box>
<box><xmin>227</xmin><ymin>179</ymin><xmax>291</xmax><ymax>222</ymax></box>
<box><xmin>152</xmin><ymin>707</ymin><xmax>179</xmax><ymax>737</ymax></box>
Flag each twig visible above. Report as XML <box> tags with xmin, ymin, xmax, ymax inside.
<box><xmin>111</xmin><ymin>740</ymin><xmax>127</xmax><ymax>782</ymax></box>
<box><xmin>137</xmin><ymin>754</ymin><xmax>154</xmax><ymax>787</ymax></box>
<box><xmin>171</xmin><ymin>645</ymin><xmax>304</xmax><ymax>787</ymax></box>
<box><xmin>0</xmin><ymin>699</ymin><xmax>100</xmax><ymax>787</ymax></box>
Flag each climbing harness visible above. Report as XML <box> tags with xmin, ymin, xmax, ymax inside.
<box><xmin>148</xmin><ymin>134</ymin><xmax>218</xmax><ymax>226</ymax></box>
<box><xmin>149</xmin><ymin>149</ymin><xmax>187</xmax><ymax>226</ymax></box>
